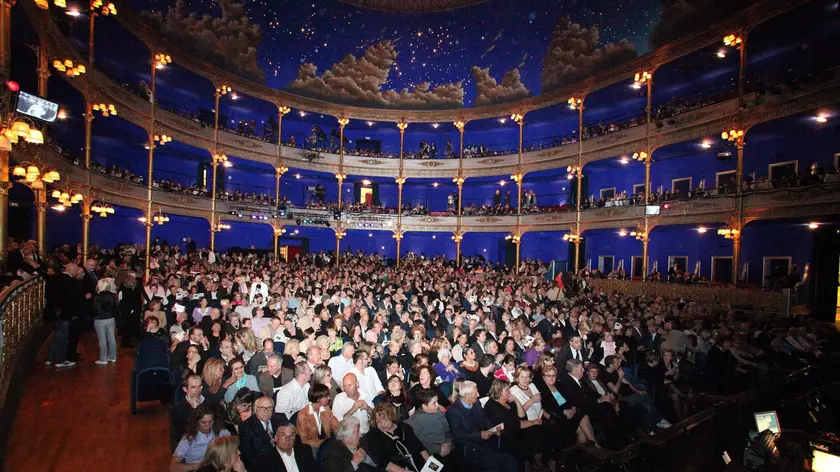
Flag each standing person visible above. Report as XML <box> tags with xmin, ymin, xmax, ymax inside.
<box><xmin>92</xmin><ymin>278</ymin><xmax>120</xmax><ymax>365</ymax></box>
<box><xmin>67</xmin><ymin>262</ymin><xmax>92</xmax><ymax>362</ymax></box>
<box><xmin>45</xmin><ymin>263</ymin><xmax>81</xmax><ymax>368</ymax></box>
<box><xmin>118</xmin><ymin>272</ymin><xmax>144</xmax><ymax>348</ymax></box>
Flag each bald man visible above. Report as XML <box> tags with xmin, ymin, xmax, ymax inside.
<box><xmin>332</xmin><ymin>373</ymin><xmax>373</xmax><ymax>435</ymax></box>
<box><xmin>45</xmin><ymin>263</ymin><xmax>83</xmax><ymax>367</ymax></box>
<box><xmin>239</xmin><ymin>396</ymin><xmax>286</xmax><ymax>472</ymax></box>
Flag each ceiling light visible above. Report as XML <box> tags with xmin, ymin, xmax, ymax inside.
<box><xmin>433</xmin><ymin>182</ymin><xmax>439</xmax><ymax>187</ymax></box>
<box><xmin>432</xmin><ymin>123</ymin><xmax>439</xmax><ymax>129</ymax></box>
<box><xmin>618</xmin><ymin>230</ymin><xmax>627</xmax><ymax>236</ymax></box>
<box><xmin>701</xmin><ymin>141</ymin><xmax>712</xmax><ymax>149</ymax></box>
<box><xmin>432</xmin><ymin>235</ymin><xmax>436</xmax><ymax>239</ymax></box>
<box><xmin>362</xmin><ymin>179</ymin><xmax>371</xmax><ymax>185</ymax></box>
<box><xmin>366</xmin><ymin>121</ymin><xmax>373</xmax><ymax>126</ymax></box>
<box><xmin>368</xmin><ymin>233</ymin><xmax>373</xmax><ymax>237</ymax></box>
<box><xmin>716</xmin><ymin>50</ymin><xmax>726</xmax><ymax>58</ymax></box>
<box><xmin>697</xmin><ymin>227</ymin><xmax>708</xmax><ymax>233</ymax></box>
<box><xmin>295</xmin><ymin>173</ymin><xmax>301</xmax><ymax>179</ymax></box>
<box><xmin>65</xmin><ymin>9</ymin><xmax>80</xmax><ymax>17</ymax></box>
<box><xmin>499</xmin><ymin>118</ymin><xmax>506</xmax><ymax>124</ymax></box>
<box><xmin>299</xmin><ymin>111</ymin><xmax>306</xmax><ymax>117</ymax></box>
<box><xmin>230</xmin><ymin>93</ymin><xmax>238</xmax><ymax>100</ymax></box>
<box><xmin>619</xmin><ymin>157</ymin><xmax>629</xmax><ymax>164</ymax></box>
<box><xmin>808</xmin><ymin>222</ymin><xmax>819</xmax><ymax>229</ymax></box>
<box><xmin>815</xmin><ymin>114</ymin><xmax>828</xmax><ymax>123</ymax></box>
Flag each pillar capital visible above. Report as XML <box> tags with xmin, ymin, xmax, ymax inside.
<box><xmin>276</xmin><ymin>165</ymin><xmax>288</xmax><ymax>176</ymax></box>
<box><xmin>510</xmin><ymin>113</ymin><xmax>525</xmax><ymax>125</ymax></box>
<box><xmin>335</xmin><ymin>173</ymin><xmax>347</xmax><ymax>182</ymax></box>
<box><xmin>397</xmin><ymin>121</ymin><xmax>408</xmax><ymax>132</ymax></box>
<box><xmin>452</xmin><ymin>176</ymin><xmax>465</xmax><ymax>186</ymax></box>
<box><xmin>453</xmin><ymin>120</ymin><xmax>466</xmax><ymax>132</ymax></box>
<box><xmin>278</xmin><ymin>105</ymin><xmax>291</xmax><ymax>116</ymax></box>
<box><xmin>395</xmin><ymin>176</ymin><xmax>406</xmax><ymax>186</ymax></box>
<box><xmin>337</xmin><ymin>117</ymin><xmax>350</xmax><ymax>129</ymax></box>
<box><xmin>80</xmin><ymin>213</ymin><xmax>93</xmax><ymax>222</ymax></box>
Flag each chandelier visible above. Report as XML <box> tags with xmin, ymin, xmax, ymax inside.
<box><xmin>566</xmin><ymin>165</ymin><xmax>581</xmax><ymax>180</ymax></box>
<box><xmin>1</xmin><ymin>115</ymin><xmax>45</xmax><ymax>151</ymax></box>
<box><xmin>90</xmin><ymin>0</ymin><xmax>117</xmax><ymax>15</ymax></box>
<box><xmin>52</xmin><ymin>59</ymin><xmax>86</xmax><ymax>77</ymax></box>
<box><xmin>51</xmin><ymin>187</ymin><xmax>84</xmax><ymax>207</ymax></box>
<box><xmin>12</xmin><ymin>160</ymin><xmax>60</xmax><ymax>189</ymax></box>
<box><xmin>721</xmin><ymin>129</ymin><xmax>744</xmax><ymax>142</ymax></box>
<box><xmin>92</xmin><ymin>103</ymin><xmax>117</xmax><ymax>117</ymax></box>
<box><xmin>633</xmin><ymin>71</ymin><xmax>652</xmax><ymax>89</ymax></box>
<box><xmin>563</xmin><ymin>233</ymin><xmax>582</xmax><ymax>243</ymax></box>
<box><xmin>717</xmin><ymin>227</ymin><xmax>740</xmax><ymax>239</ymax></box>
<box><xmin>91</xmin><ymin>201</ymin><xmax>115</xmax><ymax>217</ymax></box>
<box><xmin>631</xmin><ymin>151</ymin><xmax>648</xmax><ymax>161</ymax></box>
<box><xmin>154</xmin><ymin>53</ymin><xmax>172</xmax><ymax>69</ymax></box>
<box><xmin>154</xmin><ymin>134</ymin><xmax>172</xmax><ymax>145</ymax></box>
<box><xmin>153</xmin><ymin>209</ymin><xmax>170</xmax><ymax>225</ymax></box>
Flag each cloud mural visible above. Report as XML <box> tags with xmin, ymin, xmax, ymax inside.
<box><xmin>471</xmin><ymin>66</ymin><xmax>530</xmax><ymax>106</ymax></box>
<box><xmin>288</xmin><ymin>40</ymin><xmax>465</xmax><ymax>108</ymax></box>
<box><xmin>143</xmin><ymin>0</ymin><xmax>264</xmax><ymax>82</ymax></box>
<box><xmin>541</xmin><ymin>16</ymin><xmax>637</xmax><ymax>92</ymax></box>
<box><xmin>650</xmin><ymin>0</ymin><xmax>755</xmax><ymax>48</ymax></box>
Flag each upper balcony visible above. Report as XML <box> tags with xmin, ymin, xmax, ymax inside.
<box><xmin>26</xmin><ymin>141</ymin><xmax>840</xmax><ymax>233</ymax></box>
<box><xmin>22</xmin><ymin>0</ymin><xmax>840</xmax><ymax>179</ymax></box>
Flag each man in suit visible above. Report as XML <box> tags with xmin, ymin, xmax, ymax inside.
<box><xmin>252</xmin><ymin>421</ymin><xmax>318</xmax><ymax>472</ymax></box>
<box><xmin>248</xmin><ymin>339</ymin><xmax>275</xmax><ymax>376</ymax></box>
<box><xmin>555</xmin><ymin>335</ymin><xmax>588</xmax><ymax>368</ymax></box>
<box><xmin>258</xmin><ymin>354</ymin><xmax>293</xmax><ymax>398</ymax></box>
<box><xmin>240</xmin><ymin>397</ymin><xmax>291</xmax><ymax>472</ymax></box>
<box><xmin>644</xmin><ymin>324</ymin><xmax>663</xmax><ymax>352</ymax></box>
<box><xmin>45</xmin><ymin>262</ymin><xmax>82</xmax><ymax>367</ymax></box>
<box><xmin>557</xmin><ymin>359</ymin><xmax>597</xmax><ymax>414</ymax></box>
<box><xmin>170</xmin><ymin>327</ymin><xmax>209</xmax><ymax>369</ymax></box>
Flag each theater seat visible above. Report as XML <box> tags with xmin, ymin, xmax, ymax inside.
<box><xmin>130</xmin><ymin>337</ymin><xmax>173</xmax><ymax>415</ymax></box>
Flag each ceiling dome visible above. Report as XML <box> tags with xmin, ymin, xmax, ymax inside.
<box><xmin>337</xmin><ymin>0</ymin><xmax>488</xmax><ymax>13</ymax></box>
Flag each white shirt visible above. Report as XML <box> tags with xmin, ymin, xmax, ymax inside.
<box><xmin>274</xmin><ymin>380</ymin><xmax>310</xmax><ymax>419</ymax></box>
<box><xmin>510</xmin><ymin>383</ymin><xmax>542</xmax><ymax>421</ymax></box>
<box><xmin>332</xmin><ymin>392</ymin><xmax>370</xmax><ymax>435</ymax></box>
<box><xmin>307</xmin><ymin>404</ymin><xmax>324</xmax><ymax>435</ymax></box>
<box><xmin>277</xmin><ymin>446</ymin><xmax>299</xmax><ymax>472</ymax></box>
<box><xmin>328</xmin><ymin>355</ymin><xmax>354</xmax><ymax>384</ymax></box>
<box><xmin>350</xmin><ymin>367</ymin><xmax>384</xmax><ymax>402</ymax></box>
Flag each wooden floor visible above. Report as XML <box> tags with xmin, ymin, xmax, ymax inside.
<box><xmin>3</xmin><ymin>333</ymin><xmax>172</xmax><ymax>472</ymax></box>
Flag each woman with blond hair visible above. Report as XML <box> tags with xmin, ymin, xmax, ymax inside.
<box><xmin>93</xmin><ymin>277</ymin><xmax>119</xmax><ymax>365</ymax></box>
<box><xmin>202</xmin><ymin>358</ymin><xmax>227</xmax><ymax>407</ymax></box>
<box><xmin>195</xmin><ymin>435</ymin><xmax>245</xmax><ymax>472</ymax></box>
<box><xmin>234</xmin><ymin>328</ymin><xmax>259</xmax><ymax>363</ymax></box>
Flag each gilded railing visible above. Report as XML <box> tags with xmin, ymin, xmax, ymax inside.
<box><xmin>589</xmin><ymin>278</ymin><xmax>783</xmax><ymax>312</ymax></box>
<box><xmin>0</xmin><ymin>276</ymin><xmax>46</xmax><ymax>385</ymax></box>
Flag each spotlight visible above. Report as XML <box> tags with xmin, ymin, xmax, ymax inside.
<box><xmin>294</xmin><ymin>229</ymin><xmax>299</xmax><ymax>234</ymax></box>
<box><xmin>697</xmin><ymin>227</ymin><xmax>707</xmax><ymax>233</ymax></box>
<box><xmin>716</xmin><ymin>50</ymin><xmax>726</xmax><ymax>59</ymax></box>
<box><xmin>367</xmin><ymin>121</ymin><xmax>373</xmax><ymax>126</ymax></box>
<box><xmin>808</xmin><ymin>222</ymin><xmax>819</xmax><ymax>229</ymax></box>
<box><xmin>432</xmin><ymin>123</ymin><xmax>439</xmax><ymax>129</ymax></box>
<box><xmin>701</xmin><ymin>141</ymin><xmax>712</xmax><ymax>149</ymax></box>
<box><xmin>815</xmin><ymin>114</ymin><xmax>828</xmax><ymax>123</ymax></box>
<box><xmin>362</xmin><ymin>179</ymin><xmax>371</xmax><ymax>185</ymax></box>
<box><xmin>619</xmin><ymin>157</ymin><xmax>629</xmax><ymax>165</ymax></box>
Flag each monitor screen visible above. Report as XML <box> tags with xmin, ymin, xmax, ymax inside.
<box><xmin>15</xmin><ymin>91</ymin><xmax>59</xmax><ymax>123</ymax></box>
<box><xmin>754</xmin><ymin>410</ymin><xmax>781</xmax><ymax>434</ymax></box>
<box><xmin>813</xmin><ymin>449</ymin><xmax>840</xmax><ymax>472</ymax></box>
<box><xmin>645</xmin><ymin>205</ymin><xmax>661</xmax><ymax>216</ymax></box>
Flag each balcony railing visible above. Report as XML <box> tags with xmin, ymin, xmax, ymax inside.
<box><xmin>0</xmin><ymin>276</ymin><xmax>45</xmax><ymax>387</ymax></box>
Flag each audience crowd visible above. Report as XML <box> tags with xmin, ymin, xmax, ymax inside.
<box><xmin>28</xmin><ymin>238</ymin><xmax>833</xmax><ymax>472</ymax></box>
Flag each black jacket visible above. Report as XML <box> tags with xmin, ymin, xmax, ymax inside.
<box><xmin>239</xmin><ymin>414</ymin><xmax>290</xmax><ymax>472</ymax></box>
<box><xmin>252</xmin><ymin>443</ymin><xmax>318</xmax><ymax>472</ymax></box>
<box><xmin>93</xmin><ymin>291</ymin><xmax>120</xmax><ymax>320</ymax></box>
<box><xmin>45</xmin><ymin>272</ymin><xmax>81</xmax><ymax>322</ymax></box>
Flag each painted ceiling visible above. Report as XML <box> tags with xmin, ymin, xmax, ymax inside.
<box><xmin>128</xmin><ymin>0</ymin><xmax>757</xmax><ymax>109</ymax></box>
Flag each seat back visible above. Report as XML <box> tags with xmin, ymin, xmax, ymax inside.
<box><xmin>135</xmin><ymin>337</ymin><xmax>170</xmax><ymax>371</ymax></box>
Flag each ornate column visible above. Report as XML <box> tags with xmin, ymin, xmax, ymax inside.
<box><xmin>35</xmin><ymin>188</ymin><xmax>47</xmax><ymax>256</ymax></box>
<box><xmin>731</xmin><ymin>232</ymin><xmax>742</xmax><ymax>285</ymax></box>
<box><xmin>393</xmin><ymin>231</ymin><xmax>403</xmax><ymax>268</ymax></box>
<box><xmin>564</xmin><ymin>231</ymin><xmax>582</xmax><ymax>272</ymax></box>
<box><xmin>209</xmin><ymin>152</ymin><xmax>228</xmax><ymax>250</ymax></box>
<box><xmin>81</xmin><ymin>198</ymin><xmax>92</xmax><ymax>261</ymax></box>
<box><xmin>0</xmin><ymin>151</ymin><xmax>9</xmax><ymax>265</ymax></box>
<box><xmin>452</xmin><ymin>232</ymin><xmax>463</xmax><ymax>266</ymax></box>
<box><xmin>144</xmin><ymin>52</ymin><xmax>159</xmax><ymax>280</ymax></box>
<box><xmin>337</xmin><ymin>117</ymin><xmax>349</xmax><ymax>209</ymax></box>
<box><xmin>84</xmin><ymin>101</ymin><xmax>94</xmax><ymax>168</ymax></box>
<box><xmin>453</xmin><ymin>120</ymin><xmax>465</xmax><ymax>216</ymax></box>
<box><xmin>88</xmin><ymin>9</ymin><xmax>96</xmax><ymax>63</ymax></box>
<box><xmin>275</xmin><ymin>106</ymin><xmax>290</xmax><ymax>202</ymax></box>
<box><xmin>273</xmin><ymin>226</ymin><xmax>286</xmax><ymax>263</ymax></box>
<box><xmin>511</xmin><ymin>113</ymin><xmax>525</xmax><ymax>214</ymax></box>
<box><xmin>0</xmin><ymin>0</ymin><xmax>12</xmax><ymax>81</ymax></box>
<box><xmin>507</xmin><ymin>233</ymin><xmax>521</xmax><ymax>272</ymax></box>
<box><xmin>35</xmin><ymin>42</ymin><xmax>49</xmax><ymax>97</ymax></box>
<box><xmin>396</xmin><ymin>120</ymin><xmax>407</xmax><ymax>221</ymax></box>
<box><xmin>569</xmin><ymin>97</ymin><xmax>585</xmax><ymax>261</ymax></box>
<box><xmin>636</xmin><ymin>70</ymin><xmax>654</xmax><ymax>281</ymax></box>
<box><xmin>334</xmin><ymin>228</ymin><xmax>345</xmax><ymax>266</ymax></box>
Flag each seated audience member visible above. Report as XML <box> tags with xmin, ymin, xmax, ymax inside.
<box><xmin>445</xmin><ymin>380</ymin><xmax>517</xmax><ymax>472</ymax></box>
<box><xmin>257</xmin><ymin>354</ymin><xmax>292</xmax><ymax>399</ymax></box>
<box><xmin>484</xmin><ymin>379</ymin><xmax>553</xmax><ymax>469</ymax></box>
<box><xmin>350</xmin><ymin>350</ymin><xmax>386</xmax><ymax>402</ymax></box>
<box><xmin>367</xmin><ymin>402</ymin><xmax>430</xmax><ymax>472</ymax></box>
<box><xmin>558</xmin><ymin>360</ymin><xmax>621</xmax><ymax>443</ymax></box>
<box><xmin>222</xmin><ymin>357</ymin><xmax>259</xmax><ymax>403</ymax></box>
<box><xmin>247</xmin><ymin>339</ymin><xmax>275</xmax><ymax>376</ymax></box>
<box><xmin>238</xmin><ymin>396</ymin><xmax>286</xmax><ymax>472</ymax></box>
<box><xmin>250</xmin><ymin>421</ymin><xmax>318</xmax><ymax>472</ymax></box>
<box><xmin>297</xmin><ymin>383</ymin><xmax>340</xmax><ymax>451</ymax></box>
<box><xmin>170</xmin><ymin>374</ymin><xmax>205</xmax><ymax>452</ymax></box>
<box><xmin>224</xmin><ymin>389</ymin><xmax>255</xmax><ymax>434</ymax></box>
<box><xmin>194</xmin><ymin>436</ymin><xmax>245</xmax><ymax>472</ymax></box>
<box><xmin>380</xmin><ymin>374</ymin><xmax>412</xmax><ymax>420</ymax></box>
<box><xmin>602</xmin><ymin>355</ymin><xmax>671</xmax><ymax>433</ymax></box>
<box><xmin>171</xmin><ymin>404</ymin><xmax>230</xmax><ymax>472</ymax></box>
<box><xmin>201</xmin><ymin>358</ymin><xmax>227</xmax><ymax>407</ymax></box>
<box><xmin>332</xmin><ymin>373</ymin><xmax>373</xmax><ymax>436</ymax></box>
<box><xmin>328</xmin><ymin>342</ymin><xmax>356</xmax><ymax>383</ymax></box>
<box><xmin>172</xmin><ymin>327</ymin><xmax>209</xmax><ymax>370</ymax></box>
<box><xmin>406</xmin><ymin>388</ymin><xmax>459</xmax><ymax>468</ymax></box>
<box><xmin>534</xmin><ymin>364</ymin><xmax>599</xmax><ymax>446</ymax></box>
<box><xmin>493</xmin><ymin>354</ymin><xmax>517</xmax><ymax>382</ymax></box>
<box><xmin>313</xmin><ymin>364</ymin><xmax>340</xmax><ymax>403</ymax></box>
<box><xmin>322</xmin><ymin>416</ymin><xmax>375</xmax><ymax>472</ymax></box>
<box><xmin>274</xmin><ymin>361</ymin><xmax>311</xmax><ymax>420</ymax></box>
<box><xmin>433</xmin><ymin>347</ymin><xmax>463</xmax><ymax>384</ymax></box>
<box><xmin>143</xmin><ymin>316</ymin><xmax>168</xmax><ymax>340</ymax></box>
<box><xmin>468</xmin><ymin>354</ymin><xmax>497</xmax><ymax>397</ymax></box>
<box><xmin>409</xmin><ymin>365</ymin><xmax>451</xmax><ymax>409</ymax></box>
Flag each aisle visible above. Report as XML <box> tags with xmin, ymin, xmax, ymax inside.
<box><xmin>3</xmin><ymin>333</ymin><xmax>171</xmax><ymax>472</ymax></box>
